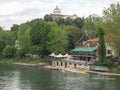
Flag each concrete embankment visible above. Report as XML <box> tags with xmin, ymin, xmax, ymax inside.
<box><xmin>43</xmin><ymin>65</ymin><xmax>87</xmax><ymax>74</ymax></box>
<box><xmin>44</xmin><ymin>65</ymin><xmax>120</xmax><ymax>76</ymax></box>
<box><xmin>87</xmin><ymin>71</ymin><xmax>120</xmax><ymax>76</ymax></box>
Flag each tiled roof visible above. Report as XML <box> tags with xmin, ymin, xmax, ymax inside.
<box><xmin>87</xmin><ymin>38</ymin><xmax>99</xmax><ymax>42</ymax></box>
<box><xmin>87</xmin><ymin>33</ymin><xmax>114</xmax><ymax>42</ymax></box>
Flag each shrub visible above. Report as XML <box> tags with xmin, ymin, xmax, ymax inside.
<box><xmin>102</xmin><ymin>58</ymin><xmax>114</xmax><ymax>68</ymax></box>
<box><xmin>3</xmin><ymin>45</ymin><xmax>16</xmax><ymax>58</ymax></box>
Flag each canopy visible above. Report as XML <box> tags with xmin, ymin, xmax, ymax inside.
<box><xmin>55</xmin><ymin>53</ymin><xmax>64</xmax><ymax>58</ymax></box>
<box><xmin>72</xmin><ymin>47</ymin><xmax>96</xmax><ymax>53</ymax></box>
<box><xmin>49</xmin><ymin>52</ymin><xmax>56</xmax><ymax>57</ymax></box>
<box><xmin>64</xmin><ymin>53</ymin><xmax>69</xmax><ymax>57</ymax></box>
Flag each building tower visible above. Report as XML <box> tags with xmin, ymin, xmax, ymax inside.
<box><xmin>53</xmin><ymin>6</ymin><xmax>61</xmax><ymax>14</ymax></box>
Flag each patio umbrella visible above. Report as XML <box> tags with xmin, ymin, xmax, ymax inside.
<box><xmin>49</xmin><ymin>52</ymin><xmax>56</xmax><ymax>57</ymax></box>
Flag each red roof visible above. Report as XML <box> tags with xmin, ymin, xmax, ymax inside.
<box><xmin>87</xmin><ymin>38</ymin><xmax>99</xmax><ymax>42</ymax></box>
<box><xmin>87</xmin><ymin>34</ymin><xmax>114</xmax><ymax>42</ymax></box>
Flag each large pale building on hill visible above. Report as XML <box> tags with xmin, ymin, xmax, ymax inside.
<box><xmin>50</xmin><ymin>6</ymin><xmax>78</xmax><ymax>20</ymax></box>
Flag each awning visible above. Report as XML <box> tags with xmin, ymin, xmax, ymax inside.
<box><xmin>72</xmin><ymin>47</ymin><xmax>96</xmax><ymax>53</ymax></box>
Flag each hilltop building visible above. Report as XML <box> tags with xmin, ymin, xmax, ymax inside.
<box><xmin>50</xmin><ymin>6</ymin><xmax>78</xmax><ymax>20</ymax></box>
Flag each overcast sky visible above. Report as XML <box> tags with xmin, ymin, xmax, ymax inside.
<box><xmin>0</xmin><ymin>0</ymin><xmax>119</xmax><ymax>30</ymax></box>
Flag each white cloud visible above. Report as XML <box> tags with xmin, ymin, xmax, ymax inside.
<box><xmin>0</xmin><ymin>0</ymin><xmax>120</xmax><ymax>30</ymax></box>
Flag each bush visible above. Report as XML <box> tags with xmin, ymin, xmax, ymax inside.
<box><xmin>93</xmin><ymin>61</ymin><xmax>102</xmax><ymax>66</ymax></box>
<box><xmin>3</xmin><ymin>45</ymin><xmax>16</xmax><ymax>58</ymax></box>
<box><xmin>93</xmin><ymin>58</ymin><xmax>115</xmax><ymax>68</ymax></box>
<box><xmin>110</xmin><ymin>66</ymin><xmax>120</xmax><ymax>73</ymax></box>
<box><xmin>102</xmin><ymin>58</ymin><xmax>114</xmax><ymax>68</ymax></box>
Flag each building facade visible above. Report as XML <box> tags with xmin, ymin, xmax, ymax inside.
<box><xmin>50</xmin><ymin>6</ymin><xmax>78</xmax><ymax>20</ymax></box>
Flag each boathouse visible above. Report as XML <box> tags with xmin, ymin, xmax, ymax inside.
<box><xmin>72</xmin><ymin>47</ymin><xmax>97</xmax><ymax>62</ymax></box>
<box><xmin>50</xmin><ymin>47</ymin><xmax>97</xmax><ymax>71</ymax></box>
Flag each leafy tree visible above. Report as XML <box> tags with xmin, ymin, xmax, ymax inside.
<box><xmin>30</xmin><ymin>19</ymin><xmax>51</xmax><ymax>56</ymax></box>
<box><xmin>0</xmin><ymin>28</ymin><xmax>16</xmax><ymax>57</ymax></box>
<box><xmin>63</xmin><ymin>25</ymin><xmax>82</xmax><ymax>49</ymax></box>
<box><xmin>11</xmin><ymin>24</ymin><xmax>19</xmax><ymax>36</ymax></box>
<box><xmin>44</xmin><ymin>14</ymin><xmax>53</xmax><ymax>22</ymax></box>
<box><xmin>65</xmin><ymin>17</ymin><xmax>73</xmax><ymax>25</ymax></box>
<box><xmin>73</xmin><ymin>17</ymin><xmax>84</xmax><ymax>29</ymax></box>
<box><xmin>102</xmin><ymin>3</ymin><xmax>120</xmax><ymax>62</ymax></box>
<box><xmin>98</xmin><ymin>27</ymin><xmax>106</xmax><ymax>63</ymax></box>
<box><xmin>17</xmin><ymin>24</ymin><xmax>32</xmax><ymax>57</ymax></box>
<box><xmin>3</xmin><ymin>45</ymin><xmax>16</xmax><ymax>58</ymax></box>
<box><xmin>82</xmin><ymin>14</ymin><xmax>102</xmax><ymax>39</ymax></box>
<box><xmin>55</xmin><ymin>18</ymin><xmax>65</xmax><ymax>26</ymax></box>
<box><xmin>48</xmin><ymin>22</ymin><xmax>68</xmax><ymax>54</ymax></box>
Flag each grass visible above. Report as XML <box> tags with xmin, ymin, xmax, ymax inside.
<box><xmin>110</xmin><ymin>66</ymin><xmax>120</xmax><ymax>73</ymax></box>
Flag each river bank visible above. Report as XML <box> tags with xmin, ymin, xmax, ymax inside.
<box><xmin>1</xmin><ymin>61</ymin><xmax>120</xmax><ymax>76</ymax></box>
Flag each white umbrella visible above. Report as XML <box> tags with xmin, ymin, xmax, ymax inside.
<box><xmin>64</xmin><ymin>53</ymin><xmax>69</xmax><ymax>57</ymax></box>
<box><xmin>49</xmin><ymin>52</ymin><xmax>56</xmax><ymax>57</ymax></box>
<box><xmin>55</xmin><ymin>53</ymin><xmax>64</xmax><ymax>58</ymax></box>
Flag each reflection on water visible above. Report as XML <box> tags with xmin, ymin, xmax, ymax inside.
<box><xmin>0</xmin><ymin>63</ymin><xmax>120</xmax><ymax>90</ymax></box>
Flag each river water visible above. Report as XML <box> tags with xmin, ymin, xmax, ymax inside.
<box><xmin>0</xmin><ymin>63</ymin><xmax>120</xmax><ymax>90</ymax></box>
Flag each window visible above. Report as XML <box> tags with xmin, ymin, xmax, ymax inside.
<box><xmin>107</xmin><ymin>50</ymin><xmax>112</xmax><ymax>54</ymax></box>
<box><xmin>61</xmin><ymin>62</ymin><xmax>63</xmax><ymax>66</ymax></box>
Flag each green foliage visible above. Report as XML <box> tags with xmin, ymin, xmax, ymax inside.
<box><xmin>82</xmin><ymin>14</ymin><xmax>102</xmax><ymax>39</ymax></box>
<box><xmin>102</xmin><ymin>59</ymin><xmax>114</xmax><ymax>68</ymax></box>
<box><xmin>17</xmin><ymin>24</ymin><xmax>32</xmax><ymax>57</ymax></box>
<box><xmin>64</xmin><ymin>17</ymin><xmax>73</xmax><ymax>25</ymax></box>
<box><xmin>110</xmin><ymin>66</ymin><xmax>120</xmax><ymax>73</ymax></box>
<box><xmin>73</xmin><ymin>17</ymin><xmax>84</xmax><ymax>29</ymax></box>
<box><xmin>98</xmin><ymin>27</ymin><xmax>106</xmax><ymax>63</ymax></box>
<box><xmin>0</xmin><ymin>28</ymin><xmax>16</xmax><ymax>57</ymax></box>
<box><xmin>30</xmin><ymin>19</ymin><xmax>51</xmax><ymax>56</ymax></box>
<box><xmin>93</xmin><ymin>58</ymin><xmax>116</xmax><ymax>68</ymax></box>
<box><xmin>44</xmin><ymin>14</ymin><xmax>53</xmax><ymax>22</ymax></box>
<box><xmin>48</xmin><ymin>22</ymin><xmax>68</xmax><ymax>54</ymax></box>
<box><xmin>11</xmin><ymin>24</ymin><xmax>19</xmax><ymax>35</ymax></box>
<box><xmin>63</xmin><ymin>25</ymin><xmax>82</xmax><ymax>50</ymax></box>
<box><xmin>55</xmin><ymin>18</ymin><xmax>65</xmax><ymax>26</ymax></box>
<box><xmin>93</xmin><ymin>61</ymin><xmax>102</xmax><ymax>66</ymax></box>
<box><xmin>3</xmin><ymin>45</ymin><xmax>16</xmax><ymax>58</ymax></box>
<box><xmin>103</xmin><ymin>2</ymin><xmax>120</xmax><ymax>62</ymax></box>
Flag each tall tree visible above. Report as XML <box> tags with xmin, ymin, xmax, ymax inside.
<box><xmin>82</xmin><ymin>14</ymin><xmax>102</xmax><ymax>39</ymax></box>
<box><xmin>48</xmin><ymin>22</ymin><xmax>68</xmax><ymax>54</ymax></box>
<box><xmin>102</xmin><ymin>2</ymin><xmax>120</xmax><ymax>62</ymax></box>
<box><xmin>17</xmin><ymin>24</ymin><xmax>32</xmax><ymax>57</ymax></box>
<box><xmin>63</xmin><ymin>25</ymin><xmax>82</xmax><ymax>49</ymax></box>
<box><xmin>73</xmin><ymin>17</ymin><xmax>84</xmax><ymax>29</ymax></box>
<box><xmin>11</xmin><ymin>24</ymin><xmax>19</xmax><ymax>35</ymax></box>
<box><xmin>98</xmin><ymin>27</ymin><xmax>106</xmax><ymax>63</ymax></box>
<box><xmin>30</xmin><ymin>19</ymin><xmax>51</xmax><ymax>56</ymax></box>
<box><xmin>0</xmin><ymin>27</ymin><xmax>16</xmax><ymax>58</ymax></box>
<box><xmin>44</xmin><ymin>14</ymin><xmax>53</xmax><ymax>22</ymax></box>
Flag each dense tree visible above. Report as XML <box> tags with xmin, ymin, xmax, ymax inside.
<box><xmin>0</xmin><ymin>28</ymin><xmax>16</xmax><ymax>58</ymax></box>
<box><xmin>3</xmin><ymin>45</ymin><xmax>16</xmax><ymax>58</ymax></box>
<box><xmin>63</xmin><ymin>25</ymin><xmax>82</xmax><ymax>50</ymax></box>
<box><xmin>30</xmin><ymin>19</ymin><xmax>51</xmax><ymax>56</ymax></box>
<box><xmin>98</xmin><ymin>27</ymin><xmax>106</xmax><ymax>63</ymax></box>
<box><xmin>102</xmin><ymin>2</ymin><xmax>120</xmax><ymax>62</ymax></box>
<box><xmin>11</xmin><ymin>24</ymin><xmax>19</xmax><ymax>35</ymax></box>
<box><xmin>82</xmin><ymin>14</ymin><xmax>102</xmax><ymax>39</ymax></box>
<box><xmin>55</xmin><ymin>18</ymin><xmax>65</xmax><ymax>26</ymax></box>
<box><xmin>65</xmin><ymin>17</ymin><xmax>73</xmax><ymax>25</ymax></box>
<box><xmin>48</xmin><ymin>22</ymin><xmax>68</xmax><ymax>54</ymax></box>
<box><xmin>17</xmin><ymin>24</ymin><xmax>32</xmax><ymax>57</ymax></box>
<box><xmin>44</xmin><ymin>14</ymin><xmax>53</xmax><ymax>22</ymax></box>
<box><xmin>73</xmin><ymin>17</ymin><xmax>84</xmax><ymax>29</ymax></box>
